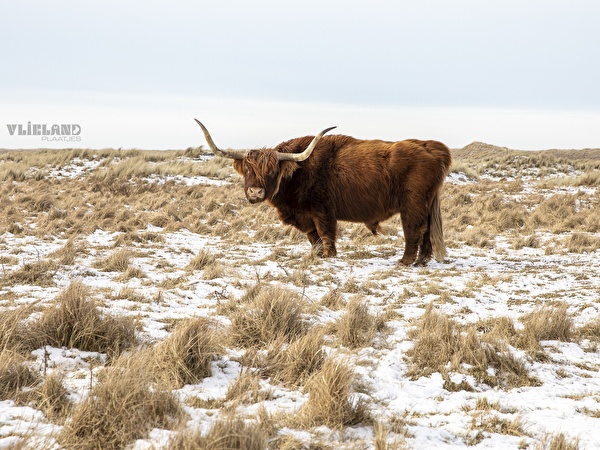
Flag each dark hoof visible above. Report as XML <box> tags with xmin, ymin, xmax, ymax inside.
<box><xmin>321</xmin><ymin>248</ymin><xmax>337</xmax><ymax>258</ymax></box>
<box><xmin>400</xmin><ymin>256</ymin><xmax>417</xmax><ymax>266</ymax></box>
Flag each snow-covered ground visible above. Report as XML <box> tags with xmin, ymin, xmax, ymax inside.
<box><xmin>0</xmin><ymin>151</ymin><xmax>599</xmax><ymax>449</ymax></box>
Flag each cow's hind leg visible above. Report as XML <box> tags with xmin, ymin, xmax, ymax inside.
<box><xmin>415</xmin><ymin>214</ymin><xmax>433</xmax><ymax>266</ymax></box>
<box><xmin>399</xmin><ymin>212</ymin><xmax>427</xmax><ymax>266</ymax></box>
<box><xmin>366</xmin><ymin>222</ymin><xmax>380</xmax><ymax>235</ymax></box>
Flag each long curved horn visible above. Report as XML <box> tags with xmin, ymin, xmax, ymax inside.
<box><xmin>194</xmin><ymin>119</ymin><xmax>247</xmax><ymax>160</ymax></box>
<box><xmin>276</xmin><ymin>126</ymin><xmax>337</xmax><ymax>162</ymax></box>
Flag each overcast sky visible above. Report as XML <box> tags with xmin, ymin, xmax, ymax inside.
<box><xmin>1</xmin><ymin>0</ymin><xmax>599</xmax><ymax>150</ymax></box>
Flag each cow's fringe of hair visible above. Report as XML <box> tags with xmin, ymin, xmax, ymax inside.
<box><xmin>244</xmin><ymin>150</ymin><xmax>299</xmax><ymax>200</ymax></box>
<box><xmin>245</xmin><ymin>150</ymin><xmax>279</xmax><ymax>185</ymax></box>
<box><xmin>430</xmin><ymin>188</ymin><xmax>446</xmax><ymax>262</ymax></box>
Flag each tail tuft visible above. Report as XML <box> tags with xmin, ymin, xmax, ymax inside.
<box><xmin>430</xmin><ymin>190</ymin><xmax>446</xmax><ymax>262</ymax></box>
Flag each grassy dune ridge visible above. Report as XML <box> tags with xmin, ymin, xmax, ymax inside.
<box><xmin>0</xmin><ymin>143</ymin><xmax>599</xmax><ymax>449</ymax></box>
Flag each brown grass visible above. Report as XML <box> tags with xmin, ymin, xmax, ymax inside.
<box><xmin>0</xmin><ymin>350</ymin><xmax>39</xmax><ymax>401</ymax></box>
<box><xmin>469</xmin><ymin>411</ymin><xmax>525</xmax><ymax>437</ymax></box>
<box><xmin>443</xmin><ymin>159</ymin><xmax>600</xmax><ymax>245</ymax></box>
<box><xmin>48</xmin><ymin>238</ymin><xmax>87</xmax><ymax>266</ymax></box>
<box><xmin>297</xmin><ymin>357</ymin><xmax>371</xmax><ymax>429</ymax></box>
<box><xmin>265</xmin><ymin>327</ymin><xmax>326</xmax><ymax>388</ymax></box>
<box><xmin>1</xmin><ymin>259</ymin><xmax>58</xmax><ymax>287</ymax></box>
<box><xmin>186</xmin><ymin>249</ymin><xmax>216</xmax><ymax>272</ymax></box>
<box><xmin>228</xmin><ymin>286</ymin><xmax>307</xmax><ymax>349</ymax></box>
<box><xmin>320</xmin><ymin>289</ymin><xmax>345</xmax><ymax>310</ymax></box>
<box><xmin>529</xmin><ymin>194</ymin><xmax>596</xmax><ymax>234</ymax></box>
<box><xmin>0</xmin><ymin>305</ymin><xmax>38</xmax><ymax>353</ymax></box>
<box><xmin>32</xmin><ymin>372</ymin><xmax>72</xmax><ymax>420</ymax></box>
<box><xmin>95</xmin><ymin>248</ymin><xmax>133</xmax><ymax>272</ymax></box>
<box><xmin>373</xmin><ymin>420</ymin><xmax>407</xmax><ymax>450</ymax></box>
<box><xmin>520</xmin><ymin>303</ymin><xmax>574</xmax><ymax>343</ymax></box>
<box><xmin>61</xmin><ymin>354</ymin><xmax>185</xmax><ymax>450</ymax></box>
<box><xmin>408</xmin><ymin>305</ymin><xmax>537</xmax><ymax>388</ymax></box>
<box><xmin>270</xmin><ymin>434</ymin><xmax>317</xmax><ymax>450</ymax></box>
<box><xmin>31</xmin><ymin>281</ymin><xmax>138</xmax><ymax>357</ymax></box>
<box><xmin>580</xmin><ymin>315</ymin><xmax>600</xmax><ymax>341</ymax></box>
<box><xmin>566</xmin><ymin>233</ymin><xmax>600</xmax><ymax>253</ymax></box>
<box><xmin>407</xmin><ymin>304</ymin><xmax>460</xmax><ymax>378</ymax></box>
<box><xmin>167</xmin><ymin>417</ymin><xmax>268</xmax><ymax>450</ymax></box>
<box><xmin>225</xmin><ymin>368</ymin><xmax>270</xmax><ymax>404</ymax></box>
<box><xmin>534</xmin><ymin>433</ymin><xmax>580</xmax><ymax>450</ymax></box>
<box><xmin>336</xmin><ymin>295</ymin><xmax>385</xmax><ymax>349</ymax></box>
<box><xmin>150</xmin><ymin>317</ymin><xmax>223</xmax><ymax>388</ymax></box>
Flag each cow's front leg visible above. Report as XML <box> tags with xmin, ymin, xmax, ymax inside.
<box><xmin>321</xmin><ymin>241</ymin><xmax>337</xmax><ymax>257</ymax></box>
<box><xmin>313</xmin><ymin>211</ymin><xmax>337</xmax><ymax>258</ymax></box>
<box><xmin>306</xmin><ymin>230</ymin><xmax>325</xmax><ymax>256</ymax></box>
<box><xmin>303</xmin><ymin>225</ymin><xmax>331</xmax><ymax>257</ymax></box>
<box><xmin>277</xmin><ymin>208</ymin><xmax>325</xmax><ymax>255</ymax></box>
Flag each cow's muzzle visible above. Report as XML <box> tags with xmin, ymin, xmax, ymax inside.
<box><xmin>246</xmin><ymin>187</ymin><xmax>265</xmax><ymax>202</ymax></box>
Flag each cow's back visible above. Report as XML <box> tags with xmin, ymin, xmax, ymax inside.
<box><xmin>275</xmin><ymin>134</ymin><xmax>450</xmax><ymax>223</ymax></box>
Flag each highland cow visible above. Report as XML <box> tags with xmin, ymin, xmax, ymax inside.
<box><xmin>195</xmin><ymin>120</ymin><xmax>451</xmax><ymax>265</ymax></box>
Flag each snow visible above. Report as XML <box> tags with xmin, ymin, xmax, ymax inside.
<box><xmin>1</xmin><ymin>155</ymin><xmax>600</xmax><ymax>449</ymax></box>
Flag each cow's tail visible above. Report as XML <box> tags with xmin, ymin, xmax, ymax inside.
<box><xmin>429</xmin><ymin>143</ymin><xmax>451</xmax><ymax>263</ymax></box>
<box><xmin>430</xmin><ymin>186</ymin><xmax>446</xmax><ymax>262</ymax></box>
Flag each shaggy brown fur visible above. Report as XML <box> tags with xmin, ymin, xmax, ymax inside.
<box><xmin>233</xmin><ymin>133</ymin><xmax>451</xmax><ymax>265</ymax></box>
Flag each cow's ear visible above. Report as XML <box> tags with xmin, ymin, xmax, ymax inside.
<box><xmin>279</xmin><ymin>161</ymin><xmax>299</xmax><ymax>179</ymax></box>
<box><xmin>233</xmin><ymin>160</ymin><xmax>244</xmax><ymax>175</ymax></box>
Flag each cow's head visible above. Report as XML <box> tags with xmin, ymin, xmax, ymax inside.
<box><xmin>195</xmin><ymin>120</ymin><xmax>335</xmax><ymax>203</ymax></box>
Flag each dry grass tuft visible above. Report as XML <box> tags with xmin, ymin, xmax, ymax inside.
<box><xmin>61</xmin><ymin>354</ymin><xmax>185</xmax><ymax>450</ymax></box>
<box><xmin>407</xmin><ymin>304</ymin><xmax>460</xmax><ymax>378</ymax></box>
<box><xmin>374</xmin><ymin>421</ymin><xmax>389</xmax><ymax>450</ymax></box>
<box><xmin>225</xmin><ymin>368</ymin><xmax>269</xmax><ymax>404</ymax></box>
<box><xmin>374</xmin><ymin>420</ymin><xmax>407</xmax><ymax>450</ymax></box>
<box><xmin>1</xmin><ymin>259</ymin><xmax>58</xmax><ymax>287</ymax></box>
<box><xmin>0</xmin><ymin>350</ymin><xmax>39</xmax><ymax>401</ymax></box>
<box><xmin>469</xmin><ymin>411</ymin><xmax>525</xmax><ymax>437</ymax></box>
<box><xmin>408</xmin><ymin>305</ymin><xmax>537</xmax><ymax>388</ymax></box>
<box><xmin>228</xmin><ymin>286</ymin><xmax>307</xmax><ymax>349</ymax></box>
<box><xmin>186</xmin><ymin>249</ymin><xmax>216</xmax><ymax>272</ymax></box>
<box><xmin>32</xmin><ymin>372</ymin><xmax>71</xmax><ymax>420</ymax></box>
<box><xmin>265</xmin><ymin>327</ymin><xmax>326</xmax><ymax>387</ymax></box>
<box><xmin>534</xmin><ymin>432</ymin><xmax>580</xmax><ymax>450</ymax></box>
<box><xmin>150</xmin><ymin>317</ymin><xmax>223</xmax><ymax>388</ymax></box>
<box><xmin>270</xmin><ymin>434</ymin><xmax>313</xmax><ymax>450</ymax></box>
<box><xmin>297</xmin><ymin>357</ymin><xmax>371</xmax><ymax>429</ymax></box>
<box><xmin>95</xmin><ymin>248</ymin><xmax>133</xmax><ymax>272</ymax></box>
<box><xmin>473</xmin><ymin>397</ymin><xmax>501</xmax><ymax>412</ymax></box>
<box><xmin>167</xmin><ymin>417</ymin><xmax>268</xmax><ymax>450</ymax></box>
<box><xmin>566</xmin><ymin>233</ymin><xmax>600</xmax><ymax>253</ymax></box>
<box><xmin>320</xmin><ymin>289</ymin><xmax>345</xmax><ymax>310</ymax></box>
<box><xmin>31</xmin><ymin>281</ymin><xmax>138</xmax><ymax>357</ymax></box>
<box><xmin>529</xmin><ymin>193</ymin><xmax>594</xmax><ymax>234</ymax></box>
<box><xmin>334</xmin><ymin>296</ymin><xmax>380</xmax><ymax>349</ymax></box>
<box><xmin>520</xmin><ymin>303</ymin><xmax>574</xmax><ymax>343</ymax></box>
<box><xmin>574</xmin><ymin>171</ymin><xmax>600</xmax><ymax>186</ymax></box>
<box><xmin>48</xmin><ymin>238</ymin><xmax>87</xmax><ymax>266</ymax></box>
<box><xmin>580</xmin><ymin>315</ymin><xmax>600</xmax><ymax>341</ymax></box>
<box><xmin>0</xmin><ymin>305</ymin><xmax>38</xmax><ymax>353</ymax></box>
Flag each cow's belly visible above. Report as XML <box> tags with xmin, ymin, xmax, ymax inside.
<box><xmin>336</xmin><ymin>207</ymin><xmax>397</xmax><ymax>224</ymax></box>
